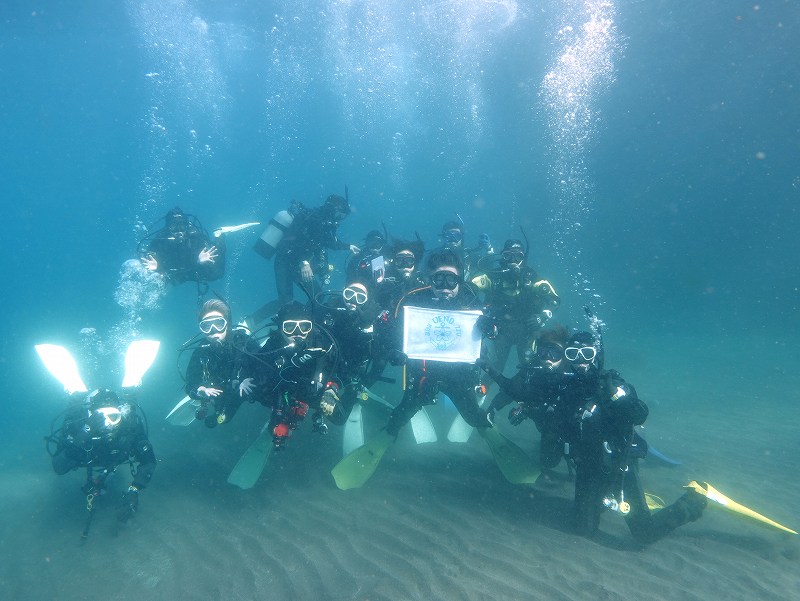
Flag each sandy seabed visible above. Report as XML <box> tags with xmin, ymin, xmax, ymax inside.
<box><xmin>2</xmin><ymin>331</ymin><xmax>798</xmax><ymax>601</ymax></box>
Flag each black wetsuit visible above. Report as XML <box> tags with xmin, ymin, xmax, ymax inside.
<box><xmin>385</xmin><ymin>284</ymin><xmax>492</xmax><ymax>437</ymax></box>
<box><xmin>494</xmin><ymin>366</ymin><xmax>704</xmax><ymax>543</ymax></box>
<box><xmin>274</xmin><ymin>206</ymin><xmax>351</xmax><ymax>304</ymax></box>
<box><xmin>184</xmin><ymin>328</ymin><xmax>262</xmax><ymax>424</ymax></box>
<box><xmin>486</xmin><ymin>364</ymin><xmax>574</xmax><ymax>469</ymax></box>
<box><xmin>255</xmin><ymin>332</ymin><xmax>329</xmax><ymax>446</ymax></box>
<box><xmin>374</xmin><ymin>269</ymin><xmax>428</xmax><ymax>316</ymax></box>
<box><xmin>568</xmin><ymin>371</ymin><xmax>705</xmax><ymax>543</ymax></box>
<box><xmin>143</xmin><ymin>226</ymin><xmax>225</xmax><ymax>285</ymax></box>
<box><xmin>314</xmin><ymin>300</ymin><xmax>393</xmax><ymax>426</ymax></box>
<box><xmin>345</xmin><ymin>248</ymin><xmax>384</xmax><ymax>283</ymax></box>
<box><xmin>51</xmin><ymin>395</ymin><xmax>156</xmax><ymax>491</ymax></box>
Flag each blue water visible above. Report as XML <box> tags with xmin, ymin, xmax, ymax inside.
<box><xmin>1</xmin><ymin>1</ymin><xmax>799</xmax><ymax>598</ymax></box>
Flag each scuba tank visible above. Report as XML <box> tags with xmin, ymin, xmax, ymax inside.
<box><xmin>254</xmin><ymin>209</ymin><xmax>294</xmax><ymax>259</ymax></box>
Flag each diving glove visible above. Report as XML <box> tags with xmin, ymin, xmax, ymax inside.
<box><xmin>320</xmin><ymin>387</ymin><xmax>340</xmax><ymax>416</ymax></box>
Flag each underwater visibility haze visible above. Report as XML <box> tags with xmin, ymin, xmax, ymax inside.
<box><xmin>1</xmin><ymin>1</ymin><xmax>799</xmax><ymax>600</ymax></box>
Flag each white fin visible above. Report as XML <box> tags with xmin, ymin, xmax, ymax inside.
<box><xmin>35</xmin><ymin>344</ymin><xmax>88</xmax><ymax>394</ymax></box>
<box><xmin>447</xmin><ymin>390</ymin><xmax>487</xmax><ymax>443</ymax></box>
<box><xmin>342</xmin><ymin>403</ymin><xmax>365</xmax><ymax>456</ymax></box>
<box><xmin>365</xmin><ymin>387</ymin><xmax>437</xmax><ymax>444</ymax></box>
<box><xmin>410</xmin><ymin>407</ymin><xmax>437</xmax><ymax>443</ymax></box>
<box><xmin>447</xmin><ymin>414</ymin><xmax>473</xmax><ymax>443</ymax></box>
<box><xmin>166</xmin><ymin>395</ymin><xmax>200</xmax><ymax>426</ymax></box>
<box><xmin>121</xmin><ymin>340</ymin><xmax>160</xmax><ymax>388</ymax></box>
<box><xmin>213</xmin><ymin>222</ymin><xmax>261</xmax><ymax>237</ymax></box>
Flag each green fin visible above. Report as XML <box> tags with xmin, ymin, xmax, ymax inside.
<box><xmin>479</xmin><ymin>427</ymin><xmax>540</xmax><ymax>485</ymax></box>
<box><xmin>331</xmin><ymin>430</ymin><xmax>395</xmax><ymax>490</ymax></box>
<box><xmin>227</xmin><ymin>428</ymin><xmax>273</xmax><ymax>490</ymax></box>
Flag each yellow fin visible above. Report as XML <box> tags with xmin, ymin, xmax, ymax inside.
<box><xmin>686</xmin><ymin>481</ymin><xmax>797</xmax><ymax>535</ymax></box>
<box><xmin>645</xmin><ymin>492</ymin><xmax>666</xmax><ymax>511</ymax></box>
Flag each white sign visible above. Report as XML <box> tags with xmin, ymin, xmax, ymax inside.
<box><xmin>402</xmin><ymin>306</ymin><xmax>483</xmax><ymax>363</ymax></box>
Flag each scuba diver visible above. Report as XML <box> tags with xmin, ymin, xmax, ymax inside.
<box><xmin>373</xmin><ymin>236</ymin><xmax>427</xmax><ymax>313</ymax></box>
<box><xmin>330</xmin><ymin>247</ymin><xmax>540</xmax><ymax>491</ymax></box>
<box><xmin>255</xmin><ymin>301</ymin><xmax>332</xmax><ymax>449</ymax></box>
<box><xmin>48</xmin><ymin>388</ymin><xmax>156</xmax><ymax>529</ymax></box>
<box><xmin>437</xmin><ymin>218</ymin><xmax>472</xmax><ymax>278</ymax></box>
<box><xmin>490</xmin><ymin>329</ymin><xmax>707</xmax><ymax>544</ymax></box>
<box><xmin>345</xmin><ymin>228</ymin><xmax>388</xmax><ymax>283</ymax></box>
<box><xmin>564</xmin><ymin>331</ymin><xmax>707</xmax><ymax>543</ymax></box>
<box><xmin>480</xmin><ymin>326</ymin><xmax>573</xmax><ymax>476</ymax></box>
<box><xmin>464</xmin><ymin>232</ymin><xmax>495</xmax><ymax>272</ymax></box>
<box><xmin>37</xmin><ymin>338</ymin><xmax>160</xmax><ymax>537</ymax></box>
<box><xmin>139</xmin><ymin>207</ymin><xmax>225</xmax><ymax>291</ymax></box>
<box><xmin>312</xmin><ymin>277</ymin><xmax>394</xmax><ymax>427</ymax></box>
<box><xmin>381</xmin><ymin>248</ymin><xmax>492</xmax><ymax>438</ymax></box>
<box><xmin>261</xmin><ymin>194</ymin><xmax>360</xmax><ymax>305</ymax></box>
<box><xmin>184</xmin><ymin>299</ymin><xmax>262</xmax><ymax>427</ymax></box>
<box><xmin>471</xmin><ymin>238</ymin><xmax>560</xmax><ymax>375</ymax></box>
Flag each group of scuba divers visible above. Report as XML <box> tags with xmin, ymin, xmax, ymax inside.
<box><xmin>42</xmin><ymin>192</ymin><xmax>797</xmax><ymax>543</ymax></box>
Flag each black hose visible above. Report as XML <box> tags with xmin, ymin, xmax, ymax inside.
<box><xmin>519</xmin><ymin>226</ymin><xmax>530</xmax><ymax>259</ymax></box>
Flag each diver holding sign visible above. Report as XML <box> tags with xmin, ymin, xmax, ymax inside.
<box><xmin>331</xmin><ymin>248</ymin><xmax>539</xmax><ymax>490</ymax></box>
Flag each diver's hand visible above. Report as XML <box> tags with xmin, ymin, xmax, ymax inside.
<box><xmin>509</xmin><ymin>404</ymin><xmax>529</xmax><ymax>426</ymax></box>
<box><xmin>199</xmin><ymin>245</ymin><xmax>218</xmax><ymax>263</ymax></box>
<box><xmin>388</xmin><ymin>350</ymin><xmax>407</xmax><ymax>366</ymax></box>
<box><xmin>300</xmin><ymin>261</ymin><xmax>314</xmax><ymax>282</ymax></box>
<box><xmin>477</xmin><ymin>314</ymin><xmax>498</xmax><ymax>339</ymax></box>
<box><xmin>142</xmin><ymin>255</ymin><xmax>158</xmax><ymax>271</ymax></box>
<box><xmin>320</xmin><ymin>387</ymin><xmax>340</xmax><ymax>416</ymax></box>
<box><xmin>117</xmin><ymin>485</ymin><xmax>139</xmax><ymax>523</ymax></box>
<box><xmin>238</xmin><ymin>377</ymin><xmax>255</xmax><ymax>397</ymax></box>
<box><xmin>197</xmin><ymin>386</ymin><xmax>223</xmax><ymax>398</ymax></box>
<box><xmin>349</xmin><ymin>244</ymin><xmax>361</xmax><ymax>254</ymax></box>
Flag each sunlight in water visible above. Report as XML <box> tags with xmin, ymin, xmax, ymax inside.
<box><xmin>126</xmin><ymin>0</ymin><xmax>231</xmax><ymax>232</ymax></box>
<box><xmin>323</xmin><ymin>0</ymin><xmax>519</xmax><ymax>190</ymax></box>
<box><xmin>540</xmin><ymin>0</ymin><xmax>619</xmax><ymax>309</ymax></box>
